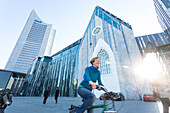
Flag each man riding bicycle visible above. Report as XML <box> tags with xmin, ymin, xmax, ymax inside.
<box><xmin>76</xmin><ymin>57</ymin><xmax>110</xmax><ymax>113</ymax></box>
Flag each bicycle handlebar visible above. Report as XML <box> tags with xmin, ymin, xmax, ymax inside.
<box><xmin>96</xmin><ymin>85</ymin><xmax>119</xmax><ymax>100</ymax></box>
<box><xmin>96</xmin><ymin>85</ymin><xmax>107</xmax><ymax>92</ymax></box>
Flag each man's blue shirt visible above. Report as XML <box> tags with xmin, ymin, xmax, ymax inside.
<box><xmin>79</xmin><ymin>66</ymin><xmax>104</xmax><ymax>91</ymax></box>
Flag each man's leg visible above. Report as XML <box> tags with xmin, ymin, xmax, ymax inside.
<box><xmin>76</xmin><ymin>87</ymin><xmax>96</xmax><ymax>113</ymax></box>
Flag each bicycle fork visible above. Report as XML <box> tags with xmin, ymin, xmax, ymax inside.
<box><xmin>102</xmin><ymin>99</ymin><xmax>117</xmax><ymax>113</ymax></box>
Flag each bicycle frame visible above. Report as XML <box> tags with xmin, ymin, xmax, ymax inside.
<box><xmin>87</xmin><ymin>94</ymin><xmax>116</xmax><ymax>113</ymax></box>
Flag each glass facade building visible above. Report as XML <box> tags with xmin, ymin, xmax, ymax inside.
<box><xmin>153</xmin><ymin>0</ymin><xmax>170</xmax><ymax>37</ymax></box>
<box><xmin>135</xmin><ymin>32</ymin><xmax>169</xmax><ymax>56</ymax></box>
<box><xmin>135</xmin><ymin>32</ymin><xmax>170</xmax><ymax>76</ymax></box>
<box><xmin>22</xmin><ymin>39</ymin><xmax>81</xmax><ymax>97</ymax></box>
<box><xmin>22</xmin><ymin>6</ymin><xmax>150</xmax><ymax>100</ymax></box>
<box><xmin>5</xmin><ymin>10</ymin><xmax>56</xmax><ymax>74</ymax></box>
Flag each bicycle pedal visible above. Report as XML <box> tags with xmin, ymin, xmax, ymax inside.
<box><xmin>69</xmin><ymin>108</ymin><xmax>73</xmax><ymax>110</ymax></box>
<box><xmin>69</xmin><ymin>105</ymin><xmax>79</xmax><ymax>110</ymax></box>
<box><xmin>69</xmin><ymin>108</ymin><xmax>78</xmax><ymax>113</ymax></box>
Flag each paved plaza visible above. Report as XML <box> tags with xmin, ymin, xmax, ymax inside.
<box><xmin>5</xmin><ymin>97</ymin><xmax>162</xmax><ymax>113</ymax></box>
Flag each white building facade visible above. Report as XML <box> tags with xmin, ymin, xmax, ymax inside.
<box><xmin>78</xmin><ymin>6</ymin><xmax>151</xmax><ymax>99</ymax></box>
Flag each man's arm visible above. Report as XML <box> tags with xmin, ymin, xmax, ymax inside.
<box><xmin>84</xmin><ymin>67</ymin><xmax>92</xmax><ymax>82</ymax></box>
<box><xmin>98</xmin><ymin>72</ymin><xmax>104</xmax><ymax>86</ymax></box>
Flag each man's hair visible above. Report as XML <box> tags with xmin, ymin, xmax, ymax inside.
<box><xmin>90</xmin><ymin>57</ymin><xmax>99</xmax><ymax>65</ymax></box>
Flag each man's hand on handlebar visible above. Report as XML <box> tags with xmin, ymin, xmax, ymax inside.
<box><xmin>89</xmin><ymin>81</ymin><xmax>96</xmax><ymax>89</ymax></box>
<box><xmin>89</xmin><ymin>82</ymin><xmax>111</xmax><ymax>93</ymax></box>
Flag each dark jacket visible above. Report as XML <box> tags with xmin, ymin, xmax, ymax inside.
<box><xmin>44</xmin><ymin>89</ymin><xmax>49</xmax><ymax>97</ymax></box>
<box><xmin>55</xmin><ymin>89</ymin><xmax>59</xmax><ymax>98</ymax></box>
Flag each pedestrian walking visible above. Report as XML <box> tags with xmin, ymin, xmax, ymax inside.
<box><xmin>43</xmin><ymin>88</ymin><xmax>50</xmax><ymax>104</ymax></box>
<box><xmin>55</xmin><ymin>87</ymin><xmax>59</xmax><ymax>104</ymax></box>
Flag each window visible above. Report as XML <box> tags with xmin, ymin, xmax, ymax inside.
<box><xmin>112</xmin><ymin>20</ymin><xmax>118</xmax><ymax>29</ymax></box>
<box><xmin>104</xmin><ymin>14</ymin><xmax>112</xmax><ymax>25</ymax></box>
<box><xmin>97</xmin><ymin>49</ymin><xmax>111</xmax><ymax>75</ymax></box>
<box><xmin>95</xmin><ymin>7</ymin><xmax>99</xmax><ymax>16</ymax></box>
<box><xmin>99</xmin><ymin>9</ymin><xmax>103</xmax><ymax>19</ymax></box>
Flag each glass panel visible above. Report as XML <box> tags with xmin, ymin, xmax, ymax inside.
<box><xmin>102</xmin><ymin>20</ymin><xmax>108</xmax><ymax>44</ymax></box>
<box><xmin>99</xmin><ymin>9</ymin><xmax>103</xmax><ymax>19</ymax></box>
<box><xmin>95</xmin><ymin>7</ymin><xmax>98</xmax><ymax>16</ymax></box>
<box><xmin>104</xmin><ymin>13</ymin><xmax>112</xmax><ymax>25</ymax></box>
<box><xmin>106</xmin><ymin>23</ymin><xmax>113</xmax><ymax>50</ymax></box>
<box><xmin>112</xmin><ymin>20</ymin><xmax>118</xmax><ymax>29</ymax></box>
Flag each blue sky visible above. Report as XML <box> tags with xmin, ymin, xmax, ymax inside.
<box><xmin>0</xmin><ymin>0</ymin><xmax>163</xmax><ymax>69</ymax></box>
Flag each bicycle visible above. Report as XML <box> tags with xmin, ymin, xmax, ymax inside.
<box><xmin>69</xmin><ymin>85</ymin><xmax>119</xmax><ymax>113</ymax></box>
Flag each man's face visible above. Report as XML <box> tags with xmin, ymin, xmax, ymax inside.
<box><xmin>93</xmin><ymin>59</ymin><xmax>100</xmax><ymax>67</ymax></box>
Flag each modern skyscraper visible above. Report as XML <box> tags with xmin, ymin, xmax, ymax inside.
<box><xmin>5</xmin><ymin>10</ymin><xmax>56</xmax><ymax>74</ymax></box>
<box><xmin>153</xmin><ymin>0</ymin><xmax>170</xmax><ymax>37</ymax></box>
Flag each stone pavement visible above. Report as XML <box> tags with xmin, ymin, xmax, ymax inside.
<box><xmin>5</xmin><ymin>97</ymin><xmax>161</xmax><ymax>113</ymax></box>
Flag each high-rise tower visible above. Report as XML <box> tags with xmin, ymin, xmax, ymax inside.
<box><xmin>5</xmin><ymin>10</ymin><xmax>56</xmax><ymax>73</ymax></box>
<box><xmin>153</xmin><ymin>0</ymin><xmax>170</xmax><ymax>37</ymax></box>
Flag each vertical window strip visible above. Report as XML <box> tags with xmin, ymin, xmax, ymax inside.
<box><xmin>89</xmin><ymin>25</ymin><xmax>92</xmax><ymax>48</ymax></box>
<box><xmin>120</xmin><ymin>24</ymin><xmax>131</xmax><ymax>62</ymax></box>
<box><xmin>111</xmin><ymin>26</ymin><xmax>117</xmax><ymax>51</ymax></box>
<box><xmin>106</xmin><ymin>23</ymin><xmax>113</xmax><ymax>50</ymax></box>
<box><xmin>135</xmin><ymin>37</ymin><xmax>143</xmax><ymax>55</ymax></box>
<box><xmin>86</xmin><ymin>31</ymin><xmax>89</xmax><ymax>65</ymax></box>
<box><xmin>141</xmin><ymin>37</ymin><xmax>146</xmax><ymax>48</ymax></box>
<box><xmin>92</xmin><ymin>16</ymin><xmax>97</xmax><ymax>49</ymax></box>
<box><xmin>95</xmin><ymin>7</ymin><xmax>99</xmax><ymax>16</ymax></box>
<box><xmin>112</xmin><ymin>20</ymin><xmax>118</xmax><ymax>29</ymax></box>
<box><xmin>63</xmin><ymin>56</ymin><xmax>68</xmax><ymax>96</ymax></box>
<box><xmin>102</xmin><ymin>20</ymin><xmax>109</xmax><ymax>44</ymax></box>
<box><xmin>138</xmin><ymin>37</ymin><xmax>145</xmax><ymax>50</ymax></box>
<box><xmin>161</xmin><ymin>33</ymin><xmax>169</xmax><ymax>44</ymax></box>
<box><xmin>99</xmin><ymin>9</ymin><xmax>103</xmax><ymax>19</ymax></box>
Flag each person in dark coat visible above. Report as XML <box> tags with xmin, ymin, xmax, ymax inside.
<box><xmin>55</xmin><ymin>87</ymin><xmax>59</xmax><ymax>104</ymax></box>
<box><xmin>43</xmin><ymin>88</ymin><xmax>50</xmax><ymax>104</ymax></box>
